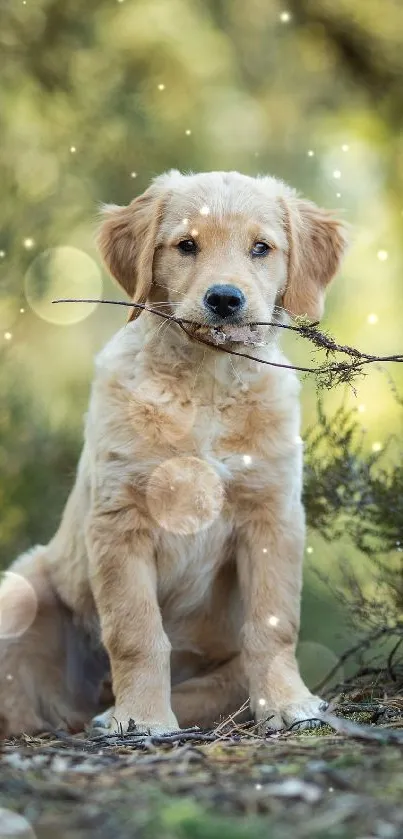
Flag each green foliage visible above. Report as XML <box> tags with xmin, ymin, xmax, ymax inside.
<box><xmin>305</xmin><ymin>400</ymin><xmax>403</xmax><ymax>554</ymax></box>
<box><xmin>304</xmin><ymin>398</ymin><xmax>403</xmax><ymax>623</ymax></box>
<box><xmin>0</xmin><ymin>352</ymin><xmax>80</xmax><ymax>566</ymax></box>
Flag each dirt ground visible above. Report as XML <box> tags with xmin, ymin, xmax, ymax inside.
<box><xmin>1</xmin><ymin>700</ymin><xmax>403</xmax><ymax>839</ymax></box>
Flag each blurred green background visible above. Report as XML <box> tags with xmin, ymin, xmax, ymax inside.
<box><xmin>1</xmin><ymin>0</ymin><xmax>403</xmax><ymax>683</ymax></box>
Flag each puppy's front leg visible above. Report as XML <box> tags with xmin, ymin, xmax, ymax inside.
<box><xmin>86</xmin><ymin>517</ymin><xmax>178</xmax><ymax>734</ymax></box>
<box><xmin>237</xmin><ymin>504</ymin><xmax>327</xmax><ymax>732</ymax></box>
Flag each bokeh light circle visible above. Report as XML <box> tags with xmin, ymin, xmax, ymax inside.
<box><xmin>0</xmin><ymin>572</ymin><xmax>38</xmax><ymax>640</ymax></box>
<box><xmin>297</xmin><ymin>641</ymin><xmax>344</xmax><ymax>692</ymax></box>
<box><xmin>146</xmin><ymin>456</ymin><xmax>224</xmax><ymax>535</ymax></box>
<box><xmin>24</xmin><ymin>246</ymin><xmax>102</xmax><ymax>325</ymax></box>
<box><xmin>0</xmin><ymin>808</ymin><xmax>36</xmax><ymax>838</ymax></box>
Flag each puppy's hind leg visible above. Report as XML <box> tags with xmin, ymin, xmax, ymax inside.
<box><xmin>0</xmin><ymin>547</ymin><xmax>106</xmax><ymax>736</ymax></box>
<box><xmin>171</xmin><ymin>654</ymin><xmax>250</xmax><ymax>730</ymax></box>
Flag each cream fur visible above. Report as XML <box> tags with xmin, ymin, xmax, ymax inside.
<box><xmin>0</xmin><ymin>170</ymin><xmax>347</xmax><ymax>736</ymax></box>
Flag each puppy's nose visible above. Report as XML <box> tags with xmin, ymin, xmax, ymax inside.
<box><xmin>203</xmin><ymin>284</ymin><xmax>246</xmax><ymax>319</ymax></box>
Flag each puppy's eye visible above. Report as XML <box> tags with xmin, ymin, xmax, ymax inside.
<box><xmin>251</xmin><ymin>241</ymin><xmax>271</xmax><ymax>257</ymax></box>
<box><xmin>177</xmin><ymin>239</ymin><xmax>198</xmax><ymax>254</ymax></box>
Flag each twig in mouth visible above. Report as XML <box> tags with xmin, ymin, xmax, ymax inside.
<box><xmin>52</xmin><ymin>298</ymin><xmax>403</xmax><ymax>388</ymax></box>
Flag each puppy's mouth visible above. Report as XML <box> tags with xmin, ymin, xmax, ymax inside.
<box><xmin>186</xmin><ymin>322</ymin><xmax>268</xmax><ymax>348</ymax></box>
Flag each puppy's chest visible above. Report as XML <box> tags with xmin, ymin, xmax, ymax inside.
<box><xmin>190</xmin><ymin>398</ymin><xmax>259</xmax><ymax>480</ymax></box>
<box><xmin>128</xmin><ymin>373</ymin><xmax>290</xmax><ymax>486</ymax></box>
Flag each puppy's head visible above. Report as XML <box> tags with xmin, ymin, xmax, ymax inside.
<box><xmin>98</xmin><ymin>171</ymin><xmax>347</xmax><ymax>338</ymax></box>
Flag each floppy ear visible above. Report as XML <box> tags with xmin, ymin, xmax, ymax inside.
<box><xmin>97</xmin><ymin>186</ymin><xmax>165</xmax><ymax>321</ymax></box>
<box><xmin>280</xmin><ymin>195</ymin><xmax>348</xmax><ymax>321</ymax></box>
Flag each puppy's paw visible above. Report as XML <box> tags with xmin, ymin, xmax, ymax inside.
<box><xmin>112</xmin><ymin>715</ymin><xmax>181</xmax><ymax>736</ymax></box>
<box><xmin>255</xmin><ymin>695</ymin><xmax>328</xmax><ymax>734</ymax></box>
<box><xmin>89</xmin><ymin>706</ymin><xmax>115</xmax><ymax>734</ymax></box>
<box><xmin>90</xmin><ymin>706</ymin><xmax>180</xmax><ymax>736</ymax></box>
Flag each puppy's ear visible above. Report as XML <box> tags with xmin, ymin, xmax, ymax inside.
<box><xmin>98</xmin><ymin>186</ymin><xmax>165</xmax><ymax>320</ymax></box>
<box><xmin>280</xmin><ymin>194</ymin><xmax>348</xmax><ymax>321</ymax></box>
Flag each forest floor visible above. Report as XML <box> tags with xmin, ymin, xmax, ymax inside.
<box><xmin>1</xmin><ymin>697</ymin><xmax>403</xmax><ymax>839</ymax></box>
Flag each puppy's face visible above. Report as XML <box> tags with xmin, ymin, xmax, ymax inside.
<box><xmin>153</xmin><ymin>174</ymin><xmax>289</xmax><ymax>331</ymax></box>
<box><xmin>98</xmin><ymin>170</ymin><xmax>347</xmax><ymax>337</ymax></box>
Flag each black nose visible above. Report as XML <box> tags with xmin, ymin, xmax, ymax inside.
<box><xmin>203</xmin><ymin>284</ymin><xmax>246</xmax><ymax>320</ymax></box>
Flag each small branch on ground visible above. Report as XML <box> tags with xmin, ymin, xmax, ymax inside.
<box><xmin>321</xmin><ymin>710</ymin><xmax>403</xmax><ymax>744</ymax></box>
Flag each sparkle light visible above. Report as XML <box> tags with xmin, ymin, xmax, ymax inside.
<box><xmin>182</xmin><ymin>218</ymin><xmax>189</xmax><ymax>227</ymax></box>
<box><xmin>268</xmin><ymin>615</ymin><xmax>279</xmax><ymax>627</ymax></box>
<box><xmin>185</xmin><ymin>129</ymin><xmax>192</xmax><ymax>136</ymax></box>
<box><xmin>307</xmin><ymin>150</ymin><xmax>314</xmax><ymax>157</ymax></box>
<box><xmin>258</xmin><ymin>698</ymin><xmax>266</xmax><ymax>706</ymax></box>
<box><xmin>23</xmin><ymin>238</ymin><xmax>35</xmax><ymax>250</ymax></box>
<box><xmin>262</xmin><ymin>548</ymin><xmax>268</xmax><ymax>554</ymax></box>
<box><xmin>294</xmin><ymin>435</ymin><xmax>303</xmax><ymax>445</ymax></box>
<box><xmin>333</xmin><ymin>170</ymin><xmax>341</xmax><ymax>179</ymax></box>
<box><xmin>367</xmin><ymin>313</ymin><xmax>378</xmax><ymax>325</ymax></box>
<box><xmin>358</xmin><ymin>404</ymin><xmax>366</xmax><ymax>413</ymax></box>
<box><xmin>4</xmin><ymin>332</ymin><xmax>12</xmax><ymax>341</ymax></box>
<box><xmin>190</xmin><ymin>228</ymin><xmax>198</xmax><ymax>237</ymax></box>
<box><xmin>0</xmin><ymin>250</ymin><xmax>5</xmax><ymax>258</ymax></box>
<box><xmin>70</xmin><ymin>146</ymin><xmax>76</xmax><ymax>154</ymax></box>
<box><xmin>280</xmin><ymin>11</ymin><xmax>291</xmax><ymax>22</ymax></box>
<box><xmin>377</xmin><ymin>249</ymin><xmax>388</xmax><ymax>261</ymax></box>
<box><xmin>157</xmin><ymin>83</ymin><xmax>165</xmax><ymax>91</ymax></box>
<box><xmin>20</xmin><ymin>307</ymin><xmax>25</xmax><ymax>313</ymax></box>
<box><xmin>372</xmin><ymin>441</ymin><xmax>382</xmax><ymax>453</ymax></box>
<box><xmin>200</xmin><ymin>205</ymin><xmax>210</xmax><ymax>216</ymax></box>
<box><xmin>255</xmin><ymin>784</ymin><xmax>262</xmax><ymax>790</ymax></box>
<box><xmin>130</xmin><ymin>171</ymin><xmax>137</xmax><ymax>179</ymax></box>
<box><xmin>336</xmin><ymin>193</ymin><xmax>341</xmax><ymax>198</ymax></box>
<box><xmin>306</xmin><ymin>546</ymin><xmax>313</xmax><ymax>554</ymax></box>
<box><xmin>341</xmin><ymin>144</ymin><xmax>349</xmax><ymax>152</ymax></box>
<box><xmin>243</xmin><ymin>454</ymin><xmax>252</xmax><ymax>465</ymax></box>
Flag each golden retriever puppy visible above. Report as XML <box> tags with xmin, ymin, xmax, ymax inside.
<box><xmin>0</xmin><ymin>170</ymin><xmax>346</xmax><ymax>736</ymax></box>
